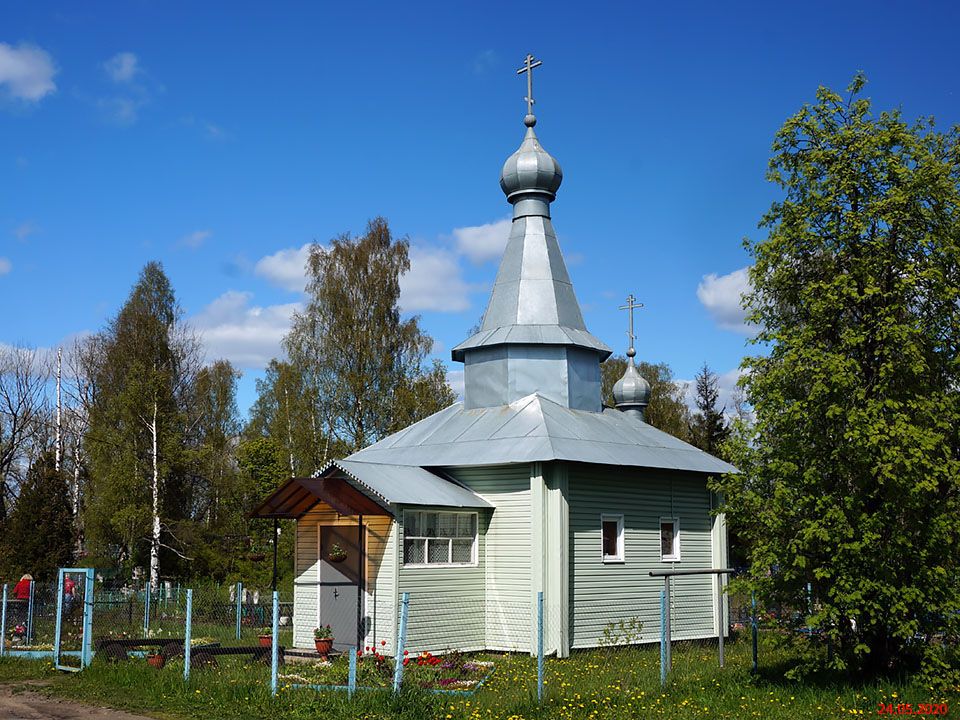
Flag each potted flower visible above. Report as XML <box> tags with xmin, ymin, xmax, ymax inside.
<box><xmin>257</xmin><ymin>627</ymin><xmax>273</xmax><ymax>648</ymax></box>
<box><xmin>314</xmin><ymin>625</ymin><xmax>333</xmax><ymax>658</ymax></box>
<box><xmin>327</xmin><ymin>543</ymin><xmax>348</xmax><ymax>563</ymax></box>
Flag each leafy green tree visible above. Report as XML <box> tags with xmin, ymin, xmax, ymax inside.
<box><xmin>601</xmin><ymin>356</ymin><xmax>692</xmax><ymax>441</ymax></box>
<box><xmin>284</xmin><ymin>217</ymin><xmax>455</xmax><ymax>454</ymax></box>
<box><xmin>0</xmin><ymin>451</ymin><xmax>73</xmax><ymax>581</ymax></box>
<box><xmin>689</xmin><ymin>362</ymin><xmax>730</xmax><ymax>457</ymax></box>
<box><xmin>246</xmin><ymin>360</ymin><xmax>324</xmax><ymax>475</ymax></box>
<box><xmin>84</xmin><ymin>262</ymin><xmax>199</xmax><ymax>588</ymax></box>
<box><xmin>713</xmin><ymin>75</ymin><xmax>960</xmax><ymax>680</ymax></box>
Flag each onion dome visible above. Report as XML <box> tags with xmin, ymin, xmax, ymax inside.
<box><xmin>499</xmin><ymin>115</ymin><xmax>563</xmax><ymax>203</ymax></box>
<box><xmin>613</xmin><ymin>347</ymin><xmax>651</xmax><ymax>420</ymax></box>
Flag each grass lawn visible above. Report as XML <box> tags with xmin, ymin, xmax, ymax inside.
<box><xmin>0</xmin><ymin>634</ymin><xmax>955</xmax><ymax>719</ymax></box>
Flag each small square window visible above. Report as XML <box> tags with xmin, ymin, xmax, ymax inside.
<box><xmin>660</xmin><ymin>518</ymin><xmax>680</xmax><ymax>561</ymax></box>
<box><xmin>601</xmin><ymin>514</ymin><xmax>624</xmax><ymax>563</ymax></box>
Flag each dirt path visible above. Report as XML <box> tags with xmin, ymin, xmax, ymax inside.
<box><xmin>0</xmin><ymin>682</ymin><xmax>158</xmax><ymax>720</ymax></box>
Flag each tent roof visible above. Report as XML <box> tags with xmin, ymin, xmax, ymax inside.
<box><xmin>347</xmin><ymin>393</ymin><xmax>737</xmax><ymax>476</ymax></box>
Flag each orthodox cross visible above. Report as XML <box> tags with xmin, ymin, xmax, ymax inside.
<box><xmin>516</xmin><ymin>54</ymin><xmax>543</xmax><ymax>115</ymax></box>
<box><xmin>619</xmin><ymin>294</ymin><xmax>644</xmax><ymax>351</ymax></box>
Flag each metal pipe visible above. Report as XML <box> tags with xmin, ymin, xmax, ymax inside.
<box><xmin>751</xmin><ymin>592</ymin><xmax>758</xmax><ymax>673</ymax></box>
<box><xmin>272</xmin><ymin>519</ymin><xmax>279</xmax><ymax>592</ymax></box>
<box><xmin>649</xmin><ymin>568</ymin><xmax>734</xmax><ymax>577</ymax></box>
<box><xmin>0</xmin><ymin>584</ymin><xmax>7</xmax><ymax>659</ymax></box>
<box><xmin>184</xmin><ymin>589</ymin><xmax>193</xmax><ymax>681</ymax></box>
<box><xmin>270</xmin><ymin>591</ymin><xmax>279</xmax><ymax>696</ymax></box>
<box><xmin>659</xmin><ymin>588</ymin><xmax>666</xmax><ymax>686</ymax></box>
<box><xmin>392</xmin><ymin>592</ymin><xmax>409</xmax><ymax>693</ymax></box>
<box><xmin>537</xmin><ymin>591</ymin><xmax>544</xmax><ymax>702</ymax></box>
<box><xmin>717</xmin><ymin>575</ymin><xmax>724</xmax><ymax>668</ymax></box>
<box><xmin>663</xmin><ymin>576</ymin><xmax>671</xmax><ymax>674</ymax></box>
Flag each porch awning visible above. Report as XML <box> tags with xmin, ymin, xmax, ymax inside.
<box><xmin>249</xmin><ymin>475</ymin><xmax>390</xmax><ymax>519</ymax></box>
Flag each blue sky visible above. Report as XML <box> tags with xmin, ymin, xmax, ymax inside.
<box><xmin>2</xmin><ymin>1</ymin><xmax>959</xmax><ymax>416</ymax></box>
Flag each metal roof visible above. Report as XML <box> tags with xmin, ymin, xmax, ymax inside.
<box><xmin>333</xmin><ymin>459</ymin><xmax>492</xmax><ymax>509</ymax></box>
<box><xmin>347</xmin><ymin>393</ymin><xmax>738</xmax><ymax>476</ymax></box>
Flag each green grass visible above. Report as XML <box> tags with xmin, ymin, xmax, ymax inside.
<box><xmin>0</xmin><ymin>635</ymin><xmax>956</xmax><ymax>719</ymax></box>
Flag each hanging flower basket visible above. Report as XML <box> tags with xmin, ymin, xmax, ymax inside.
<box><xmin>327</xmin><ymin>543</ymin><xmax>348</xmax><ymax>563</ymax></box>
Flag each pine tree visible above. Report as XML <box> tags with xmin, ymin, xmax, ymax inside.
<box><xmin>0</xmin><ymin>451</ymin><xmax>74</xmax><ymax>581</ymax></box>
<box><xmin>689</xmin><ymin>362</ymin><xmax>730</xmax><ymax>457</ymax></box>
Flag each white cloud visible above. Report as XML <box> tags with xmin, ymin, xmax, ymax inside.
<box><xmin>254</xmin><ymin>243</ymin><xmax>313</xmax><ymax>293</ymax></box>
<box><xmin>453</xmin><ymin>218</ymin><xmax>511</xmax><ymax>264</ymax></box>
<box><xmin>697</xmin><ymin>266</ymin><xmax>752</xmax><ymax>334</ymax></box>
<box><xmin>97</xmin><ymin>96</ymin><xmax>145</xmax><ymax>125</ymax></box>
<box><xmin>13</xmin><ymin>221</ymin><xmax>36</xmax><ymax>241</ymax></box>
<box><xmin>192</xmin><ymin>291</ymin><xmax>300</xmax><ymax>370</ymax></box>
<box><xmin>400</xmin><ymin>246</ymin><xmax>472</xmax><ymax>312</ymax></box>
<box><xmin>473</xmin><ymin>49</ymin><xmax>498</xmax><ymax>75</ymax></box>
<box><xmin>446</xmin><ymin>369</ymin><xmax>464</xmax><ymax>399</ymax></box>
<box><xmin>103</xmin><ymin>52</ymin><xmax>139</xmax><ymax>83</ymax></box>
<box><xmin>0</xmin><ymin>42</ymin><xmax>56</xmax><ymax>102</ymax></box>
<box><xmin>0</xmin><ymin>257</ymin><xmax>11</xmax><ymax>276</ymax></box>
<box><xmin>179</xmin><ymin>229</ymin><xmax>211</xmax><ymax>249</ymax></box>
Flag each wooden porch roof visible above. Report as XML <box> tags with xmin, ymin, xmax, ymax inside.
<box><xmin>249</xmin><ymin>474</ymin><xmax>391</xmax><ymax>520</ymax></box>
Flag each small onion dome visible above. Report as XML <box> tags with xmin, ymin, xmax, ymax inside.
<box><xmin>613</xmin><ymin>349</ymin><xmax>651</xmax><ymax>419</ymax></box>
<box><xmin>499</xmin><ymin>115</ymin><xmax>563</xmax><ymax>203</ymax></box>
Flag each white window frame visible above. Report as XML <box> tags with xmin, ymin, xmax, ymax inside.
<box><xmin>600</xmin><ymin>513</ymin><xmax>625</xmax><ymax>563</ymax></box>
<box><xmin>660</xmin><ymin>516</ymin><xmax>681</xmax><ymax>562</ymax></box>
<box><xmin>402</xmin><ymin>510</ymin><xmax>478</xmax><ymax>568</ymax></box>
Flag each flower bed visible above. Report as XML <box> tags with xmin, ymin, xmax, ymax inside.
<box><xmin>278</xmin><ymin>643</ymin><xmax>495</xmax><ymax>694</ymax></box>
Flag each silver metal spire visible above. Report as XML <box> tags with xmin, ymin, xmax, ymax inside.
<box><xmin>517</xmin><ymin>54</ymin><xmax>542</xmax><ymax>121</ymax></box>
<box><xmin>452</xmin><ymin>55</ymin><xmax>610</xmax><ymax>412</ymax></box>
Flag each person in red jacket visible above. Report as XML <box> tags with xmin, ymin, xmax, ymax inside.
<box><xmin>13</xmin><ymin>574</ymin><xmax>32</xmax><ymax>601</ymax></box>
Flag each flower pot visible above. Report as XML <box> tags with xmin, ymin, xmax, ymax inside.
<box><xmin>147</xmin><ymin>653</ymin><xmax>165</xmax><ymax>669</ymax></box>
<box><xmin>258</xmin><ymin>635</ymin><xmax>272</xmax><ymax>648</ymax></box>
<box><xmin>327</xmin><ymin>554</ymin><xmax>346</xmax><ymax>563</ymax></box>
<box><xmin>314</xmin><ymin>637</ymin><xmax>333</xmax><ymax>658</ymax></box>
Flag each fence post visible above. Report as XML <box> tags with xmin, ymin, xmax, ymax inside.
<box><xmin>270</xmin><ymin>591</ymin><xmax>279</xmax><ymax>697</ymax></box>
<box><xmin>53</xmin><ymin>572</ymin><xmax>64</xmax><ymax>665</ymax></box>
<box><xmin>82</xmin><ymin>569</ymin><xmax>94</xmax><ymax>668</ymax></box>
<box><xmin>348</xmin><ymin>645</ymin><xmax>357</xmax><ymax>698</ymax></box>
<box><xmin>235</xmin><ymin>581</ymin><xmax>243</xmax><ymax>641</ymax></box>
<box><xmin>183</xmin><ymin>589</ymin><xmax>193</xmax><ymax>681</ymax></box>
<box><xmin>537</xmin><ymin>591</ymin><xmax>544</xmax><ymax>702</ymax></box>
<box><xmin>143</xmin><ymin>581</ymin><xmax>151</xmax><ymax>636</ymax></box>
<box><xmin>659</xmin><ymin>587</ymin><xmax>666</xmax><ymax>686</ymax></box>
<box><xmin>664</xmin><ymin>576</ymin><xmax>672</xmax><ymax>675</ymax></box>
<box><xmin>0</xmin><ymin>584</ymin><xmax>7</xmax><ymax>658</ymax></box>
<box><xmin>26</xmin><ymin>579</ymin><xmax>35</xmax><ymax>645</ymax></box>
<box><xmin>392</xmin><ymin>592</ymin><xmax>409</xmax><ymax>693</ymax></box>
<box><xmin>717</xmin><ymin>575</ymin><xmax>725</xmax><ymax>668</ymax></box>
<box><xmin>751</xmin><ymin>592</ymin><xmax>758</xmax><ymax>673</ymax></box>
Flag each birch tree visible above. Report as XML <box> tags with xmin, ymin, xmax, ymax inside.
<box><xmin>0</xmin><ymin>345</ymin><xmax>49</xmax><ymax>520</ymax></box>
<box><xmin>283</xmin><ymin>217</ymin><xmax>455</xmax><ymax>455</ymax></box>
<box><xmin>85</xmin><ymin>262</ymin><xmax>198</xmax><ymax>589</ymax></box>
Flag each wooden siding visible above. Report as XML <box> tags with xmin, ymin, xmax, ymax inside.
<box><xmin>293</xmin><ymin>505</ymin><xmax>396</xmax><ymax>651</ymax></box>
<box><xmin>449</xmin><ymin>465</ymin><xmax>532</xmax><ymax>652</ymax></box>
<box><xmin>568</xmin><ymin>465</ymin><xmax>716</xmax><ymax>649</ymax></box>
<box><xmin>395</xmin><ymin>505</ymin><xmax>486</xmax><ymax>654</ymax></box>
